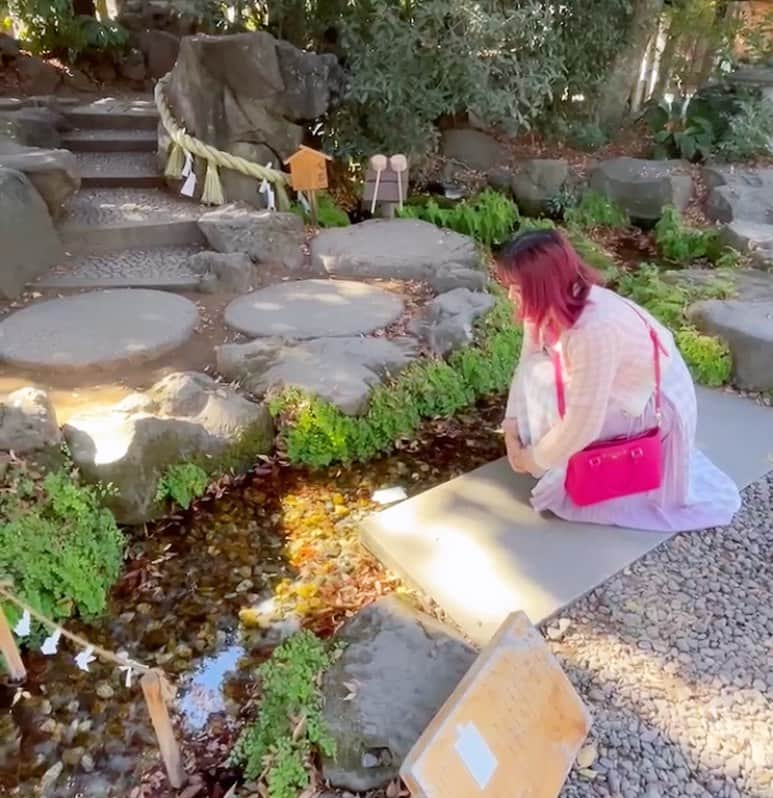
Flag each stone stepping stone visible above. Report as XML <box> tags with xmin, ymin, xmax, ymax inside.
<box><xmin>310</xmin><ymin>219</ymin><xmax>483</xmax><ymax>291</ymax></box>
<box><xmin>75</xmin><ymin>151</ymin><xmax>162</xmax><ymax>189</ymax></box>
<box><xmin>362</xmin><ymin>388</ymin><xmax>773</xmax><ymax>646</ymax></box>
<box><xmin>0</xmin><ymin>289</ymin><xmax>199</xmax><ymax>371</ymax></box>
<box><xmin>62</xmin><ymin>128</ymin><xmax>157</xmax><ymax>153</ymax></box>
<box><xmin>224</xmin><ymin>279</ymin><xmax>404</xmax><ymax>339</ymax></box>
<box><xmin>35</xmin><ymin>246</ymin><xmax>202</xmax><ymax>291</ymax></box>
<box><xmin>65</xmin><ymin>99</ymin><xmax>159</xmax><ymax>131</ymax></box>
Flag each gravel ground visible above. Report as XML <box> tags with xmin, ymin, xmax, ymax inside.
<box><xmin>546</xmin><ymin>474</ymin><xmax>773</xmax><ymax>798</ymax></box>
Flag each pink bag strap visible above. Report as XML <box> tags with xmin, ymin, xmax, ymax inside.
<box><xmin>551</xmin><ymin>300</ymin><xmax>668</xmax><ymax>422</ymax></box>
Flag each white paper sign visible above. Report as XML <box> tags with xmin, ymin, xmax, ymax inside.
<box><xmin>454</xmin><ymin>722</ymin><xmax>498</xmax><ymax>790</ymax></box>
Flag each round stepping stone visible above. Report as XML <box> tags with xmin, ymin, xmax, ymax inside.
<box><xmin>0</xmin><ymin>289</ymin><xmax>199</xmax><ymax>371</ymax></box>
<box><xmin>224</xmin><ymin>279</ymin><xmax>404</xmax><ymax>339</ymax></box>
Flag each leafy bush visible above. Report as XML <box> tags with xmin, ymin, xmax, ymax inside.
<box><xmin>230</xmin><ymin>631</ymin><xmax>335</xmax><ymax>797</ymax></box>
<box><xmin>155</xmin><ymin>463</ymin><xmax>209</xmax><ymax>510</ymax></box>
<box><xmin>564</xmin><ymin>191</ymin><xmax>629</xmax><ymax>231</ymax></box>
<box><xmin>647</xmin><ymin>96</ymin><xmax>716</xmax><ymax>162</ymax></box>
<box><xmin>654</xmin><ymin>206</ymin><xmax>721</xmax><ymax>265</ymax></box>
<box><xmin>399</xmin><ymin>190</ymin><xmax>519</xmax><ymax>248</ymax></box>
<box><xmin>291</xmin><ymin>193</ymin><xmax>350</xmax><ymax>228</ymax></box>
<box><xmin>0</xmin><ymin>466</ymin><xmax>124</xmax><ymax>628</ymax></box>
<box><xmin>675</xmin><ymin>326</ymin><xmax>732</xmax><ymax>387</ymax></box>
<box><xmin>271</xmin><ymin>291</ymin><xmax>523</xmax><ymax>467</ymax></box>
<box><xmin>324</xmin><ymin>0</ymin><xmax>563</xmax><ymax>157</ymax></box>
<box><xmin>717</xmin><ymin>98</ymin><xmax>773</xmax><ymax>162</ymax></box>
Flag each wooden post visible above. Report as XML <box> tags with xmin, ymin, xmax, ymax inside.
<box><xmin>309</xmin><ymin>190</ymin><xmax>319</xmax><ymax>227</ymax></box>
<box><xmin>0</xmin><ymin>610</ymin><xmax>26</xmax><ymax>682</ymax></box>
<box><xmin>141</xmin><ymin>670</ymin><xmax>186</xmax><ymax>789</ymax></box>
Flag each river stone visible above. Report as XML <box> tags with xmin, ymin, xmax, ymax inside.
<box><xmin>441</xmin><ymin>128</ymin><xmax>507</xmax><ymax>172</ymax></box>
<box><xmin>198</xmin><ymin>205</ymin><xmax>305</xmax><ymax>270</ymax></box>
<box><xmin>688</xmin><ymin>299</ymin><xmax>773</xmax><ymax>391</ymax></box>
<box><xmin>0</xmin><ymin>290</ymin><xmax>198</xmax><ymax>372</ymax></box>
<box><xmin>0</xmin><ymin>138</ymin><xmax>80</xmax><ymax>218</ymax></box>
<box><xmin>188</xmin><ymin>251</ymin><xmax>256</xmax><ymax>294</ymax></box>
<box><xmin>311</xmin><ymin>220</ymin><xmax>481</xmax><ymax>290</ymax></box>
<box><xmin>590</xmin><ymin>157</ymin><xmax>692</xmax><ymax>222</ymax></box>
<box><xmin>224</xmin><ymin>279</ymin><xmax>404</xmax><ymax>339</ymax></box>
<box><xmin>511</xmin><ymin>159</ymin><xmax>569</xmax><ymax>216</ymax></box>
<box><xmin>321</xmin><ymin>596</ymin><xmax>477</xmax><ymax>791</ymax></box>
<box><xmin>0</xmin><ymin>387</ymin><xmax>61</xmax><ymax>453</ymax></box>
<box><xmin>217</xmin><ymin>336</ymin><xmax>417</xmax><ymax>415</ymax></box>
<box><xmin>0</xmin><ymin>167</ymin><xmax>63</xmax><ymax>299</ymax></box>
<box><xmin>409</xmin><ymin>288</ymin><xmax>495</xmax><ymax>355</ymax></box>
<box><xmin>64</xmin><ymin>372</ymin><xmax>274</xmax><ymax>523</ymax></box>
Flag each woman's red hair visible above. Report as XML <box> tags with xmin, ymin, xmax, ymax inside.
<box><xmin>496</xmin><ymin>229</ymin><xmax>600</xmax><ymax>329</ymax></box>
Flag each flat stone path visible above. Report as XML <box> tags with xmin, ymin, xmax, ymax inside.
<box><xmin>224</xmin><ymin>279</ymin><xmax>405</xmax><ymax>339</ymax></box>
<box><xmin>0</xmin><ymin>289</ymin><xmax>199</xmax><ymax>371</ymax></box>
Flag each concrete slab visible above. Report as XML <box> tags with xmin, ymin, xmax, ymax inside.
<box><xmin>362</xmin><ymin>388</ymin><xmax>773</xmax><ymax>645</ymax></box>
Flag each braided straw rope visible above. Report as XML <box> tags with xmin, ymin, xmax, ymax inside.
<box><xmin>154</xmin><ymin>72</ymin><xmax>291</xmax><ymax>209</ymax></box>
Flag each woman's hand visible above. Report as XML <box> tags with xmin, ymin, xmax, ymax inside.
<box><xmin>504</xmin><ymin>430</ymin><xmax>543</xmax><ymax>478</ymax></box>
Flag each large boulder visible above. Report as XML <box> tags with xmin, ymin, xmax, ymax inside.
<box><xmin>321</xmin><ymin>597</ymin><xmax>477</xmax><ymax>791</ymax></box>
<box><xmin>198</xmin><ymin>204</ymin><xmax>305</xmax><ymax>270</ymax></box>
<box><xmin>164</xmin><ymin>31</ymin><xmax>346</xmax><ymax>206</ymax></box>
<box><xmin>409</xmin><ymin>288</ymin><xmax>495</xmax><ymax>355</ymax></box>
<box><xmin>589</xmin><ymin>157</ymin><xmax>692</xmax><ymax>222</ymax></box>
<box><xmin>216</xmin><ymin>336</ymin><xmax>417</xmax><ymax>415</ymax></box>
<box><xmin>0</xmin><ymin>168</ymin><xmax>64</xmax><ymax>299</ymax></box>
<box><xmin>0</xmin><ymin>139</ymin><xmax>80</xmax><ymax>219</ymax></box>
<box><xmin>135</xmin><ymin>29</ymin><xmax>180</xmax><ymax>79</ymax></box>
<box><xmin>719</xmin><ymin>220</ymin><xmax>773</xmax><ymax>267</ymax></box>
<box><xmin>0</xmin><ymin>107</ymin><xmax>69</xmax><ymax>149</ymax></box>
<box><xmin>311</xmin><ymin>219</ymin><xmax>483</xmax><ymax>290</ymax></box>
<box><xmin>440</xmin><ymin>129</ymin><xmax>507</xmax><ymax>172</ymax></box>
<box><xmin>0</xmin><ymin>388</ymin><xmax>61</xmax><ymax>453</ymax></box>
<box><xmin>14</xmin><ymin>54</ymin><xmax>61</xmax><ymax>95</ymax></box>
<box><xmin>188</xmin><ymin>250</ymin><xmax>257</xmax><ymax>294</ymax></box>
<box><xmin>511</xmin><ymin>158</ymin><xmax>569</xmax><ymax>216</ymax></box>
<box><xmin>704</xmin><ymin>167</ymin><xmax>773</xmax><ymax>225</ymax></box>
<box><xmin>63</xmin><ymin>372</ymin><xmax>274</xmax><ymax>524</ymax></box>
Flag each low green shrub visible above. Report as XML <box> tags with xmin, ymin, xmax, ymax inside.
<box><xmin>675</xmin><ymin>326</ymin><xmax>733</xmax><ymax>387</ymax></box>
<box><xmin>564</xmin><ymin>191</ymin><xmax>629</xmax><ymax>231</ymax></box>
<box><xmin>399</xmin><ymin>190</ymin><xmax>519</xmax><ymax>248</ymax></box>
<box><xmin>155</xmin><ymin>463</ymin><xmax>209</xmax><ymax>510</ymax></box>
<box><xmin>230</xmin><ymin>631</ymin><xmax>335</xmax><ymax>797</ymax></box>
<box><xmin>0</xmin><ymin>466</ymin><xmax>124</xmax><ymax>629</ymax></box>
<box><xmin>717</xmin><ymin>98</ymin><xmax>773</xmax><ymax>162</ymax></box>
<box><xmin>272</xmin><ymin>291</ymin><xmax>523</xmax><ymax>467</ymax></box>
<box><xmin>646</xmin><ymin>96</ymin><xmax>717</xmax><ymax>162</ymax></box>
<box><xmin>291</xmin><ymin>193</ymin><xmax>350</xmax><ymax>228</ymax></box>
<box><xmin>654</xmin><ymin>207</ymin><xmax>721</xmax><ymax>265</ymax></box>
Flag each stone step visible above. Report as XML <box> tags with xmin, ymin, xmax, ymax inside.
<box><xmin>76</xmin><ymin>151</ymin><xmax>163</xmax><ymax>188</ymax></box>
<box><xmin>58</xmin><ymin>188</ymin><xmax>204</xmax><ymax>254</ymax></box>
<box><xmin>64</xmin><ymin>99</ymin><xmax>159</xmax><ymax>131</ymax></box>
<box><xmin>62</xmin><ymin>129</ymin><xmax>157</xmax><ymax>153</ymax></box>
<box><xmin>34</xmin><ymin>245</ymin><xmax>202</xmax><ymax>291</ymax></box>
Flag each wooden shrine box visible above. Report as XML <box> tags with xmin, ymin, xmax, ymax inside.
<box><xmin>362</xmin><ymin>165</ymin><xmax>409</xmax><ymax>207</ymax></box>
<box><xmin>284</xmin><ymin>146</ymin><xmax>332</xmax><ymax>193</ymax></box>
<box><xmin>401</xmin><ymin>611</ymin><xmax>592</xmax><ymax>798</ymax></box>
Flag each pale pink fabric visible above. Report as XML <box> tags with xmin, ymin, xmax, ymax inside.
<box><xmin>505</xmin><ymin>286</ymin><xmax>741</xmax><ymax>532</ymax></box>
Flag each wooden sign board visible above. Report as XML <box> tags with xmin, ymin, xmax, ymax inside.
<box><xmin>284</xmin><ymin>145</ymin><xmax>331</xmax><ymax>193</ymax></box>
<box><xmin>401</xmin><ymin>611</ymin><xmax>591</xmax><ymax>798</ymax></box>
<box><xmin>362</xmin><ymin>167</ymin><xmax>409</xmax><ymax>205</ymax></box>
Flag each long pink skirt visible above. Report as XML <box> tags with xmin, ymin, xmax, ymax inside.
<box><xmin>510</xmin><ymin>350</ymin><xmax>741</xmax><ymax>532</ymax></box>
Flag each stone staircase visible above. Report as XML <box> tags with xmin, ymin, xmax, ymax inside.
<box><xmin>37</xmin><ymin>98</ymin><xmax>205</xmax><ymax>290</ymax></box>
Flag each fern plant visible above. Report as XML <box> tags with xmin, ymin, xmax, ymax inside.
<box><xmin>654</xmin><ymin>206</ymin><xmax>724</xmax><ymax>265</ymax></box>
<box><xmin>564</xmin><ymin>190</ymin><xmax>628</xmax><ymax>230</ymax></box>
<box><xmin>155</xmin><ymin>463</ymin><xmax>209</xmax><ymax>510</ymax></box>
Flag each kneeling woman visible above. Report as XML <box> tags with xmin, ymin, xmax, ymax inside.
<box><xmin>498</xmin><ymin>230</ymin><xmax>740</xmax><ymax>532</ymax></box>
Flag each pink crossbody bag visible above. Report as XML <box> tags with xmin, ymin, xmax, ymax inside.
<box><xmin>551</xmin><ymin>303</ymin><xmax>667</xmax><ymax>507</ymax></box>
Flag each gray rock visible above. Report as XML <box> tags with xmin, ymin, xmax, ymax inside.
<box><xmin>590</xmin><ymin>158</ymin><xmax>692</xmax><ymax>222</ymax></box>
<box><xmin>311</xmin><ymin>219</ymin><xmax>481</xmax><ymax>290</ymax></box>
<box><xmin>665</xmin><ymin>268</ymin><xmax>773</xmax><ymax>303</ymax></box>
<box><xmin>321</xmin><ymin>597</ymin><xmax>477</xmax><ymax>791</ymax></box>
<box><xmin>0</xmin><ymin>107</ymin><xmax>68</xmax><ymax>149</ymax></box>
<box><xmin>0</xmin><ymin>388</ymin><xmax>61</xmax><ymax>453</ymax></box>
<box><xmin>64</xmin><ymin>372</ymin><xmax>273</xmax><ymax>523</ymax></box>
<box><xmin>688</xmin><ymin>299</ymin><xmax>773</xmax><ymax>391</ymax></box>
<box><xmin>164</xmin><ymin>31</ymin><xmax>345</xmax><ymax>204</ymax></box>
<box><xmin>431</xmin><ymin>266</ymin><xmax>488</xmax><ymax>293</ymax></box>
<box><xmin>720</xmin><ymin>220</ymin><xmax>773</xmax><ymax>266</ymax></box>
<box><xmin>117</xmin><ymin>48</ymin><xmax>147</xmax><ymax>82</ymax></box>
<box><xmin>487</xmin><ymin>166</ymin><xmax>514</xmax><ymax>194</ymax></box>
<box><xmin>511</xmin><ymin>158</ymin><xmax>569</xmax><ymax>216</ymax></box>
<box><xmin>704</xmin><ymin>167</ymin><xmax>773</xmax><ymax>224</ymax></box>
<box><xmin>217</xmin><ymin>335</ymin><xmax>417</xmax><ymax>415</ymax></box>
<box><xmin>223</xmin><ymin>279</ymin><xmax>404</xmax><ymax>340</ymax></box>
<box><xmin>135</xmin><ymin>29</ymin><xmax>180</xmax><ymax>79</ymax></box>
<box><xmin>198</xmin><ymin>205</ymin><xmax>305</xmax><ymax>270</ymax></box>
<box><xmin>409</xmin><ymin>288</ymin><xmax>495</xmax><ymax>355</ymax></box>
<box><xmin>0</xmin><ymin>33</ymin><xmax>20</xmax><ymax>61</ymax></box>
<box><xmin>188</xmin><ymin>251</ymin><xmax>256</xmax><ymax>294</ymax></box>
<box><xmin>15</xmin><ymin>54</ymin><xmax>61</xmax><ymax>95</ymax></box>
<box><xmin>0</xmin><ymin>138</ymin><xmax>80</xmax><ymax>218</ymax></box>
<box><xmin>0</xmin><ymin>167</ymin><xmax>63</xmax><ymax>299</ymax></box>
<box><xmin>441</xmin><ymin>128</ymin><xmax>507</xmax><ymax>172</ymax></box>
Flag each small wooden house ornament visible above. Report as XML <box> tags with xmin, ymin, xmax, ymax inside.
<box><xmin>362</xmin><ymin>153</ymin><xmax>409</xmax><ymax>216</ymax></box>
<box><xmin>284</xmin><ymin>145</ymin><xmax>332</xmax><ymax>193</ymax></box>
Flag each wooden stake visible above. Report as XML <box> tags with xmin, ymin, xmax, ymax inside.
<box><xmin>0</xmin><ymin>610</ymin><xmax>26</xmax><ymax>682</ymax></box>
<box><xmin>141</xmin><ymin>670</ymin><xmax>186</xmax><ymax>789</ymax></box>
<box><xmin>309</xmin><ymin>189</ymin><xmax>319</xmax><ymax>227</ymax></box>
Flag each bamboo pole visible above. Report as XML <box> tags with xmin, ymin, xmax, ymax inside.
<box><xmin>141</xmin><ymin>670</ymin><xmax>186</xmax><ymax>789</ymax></box>
<box><xmin>0</xmin><ymin>610</ymin><xmax>26</xmax><ymax>682</ymax></box>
